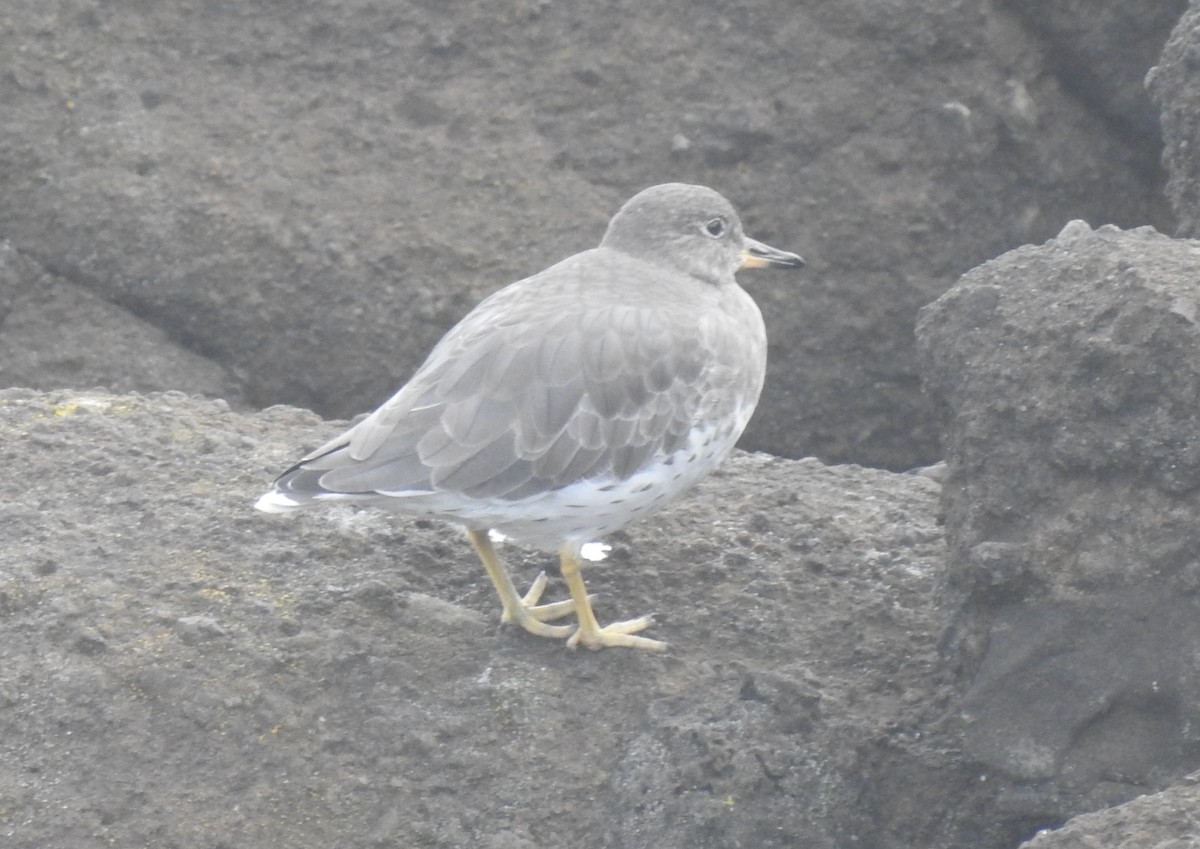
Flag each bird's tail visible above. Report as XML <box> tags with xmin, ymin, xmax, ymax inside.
<box><xmin>254</xmin><ymin>489</ymin><xmax>309</xmax><ymax>513</ymax></box>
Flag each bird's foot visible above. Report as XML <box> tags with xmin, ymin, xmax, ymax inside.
<box><xmin>468</xmin><ymin>530</ymin><xmax>578</xmax><ymax>640</ymax></box>
<box><xmin>556</xmin><ymin>546</ymin><xmax>667</xmax><ymax>651</ymax></box>
<box><xmin>498</xmin><ymin>571</ymin><xmax>582</xmax><ymax>639</ymax></box>
<box><xmin>567</xmin><ymin>614</ymin><xmax>667</xmax><ymax>652</ymax></box>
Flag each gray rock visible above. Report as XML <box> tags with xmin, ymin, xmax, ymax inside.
<box><xmin>1150</xmin><ymin>3</ymin><xmax>1200</xmax><ymax>236</ymax></box>
<box><xmin>175</xmin><ymin>615</ymin><xmax>229</xmax><ymax>645</ymax></box>
<box><xmin>1019</xmin><ymin>777</ymin><xmax>1200</xmax><ymax>848</ymax></box>
<box><xmin>0</xmin><ymin>0</ymin><xmax>1176</xmax><ymax>470</ymax></box>
<box><xmin>916</xmin><ymin>221</ymin><xmax>1200</xmax><ymax>833</ymax></box>
<box><xmin>0</xmin><ymin>242</ymin><xmax>240</xmax><ymax>401</ymax></box>
<box><xmin>1005</xmin><ymin>0</ymin><xmax>1187</xmax><ymax>145</ymax></box>
<box><xmin>0</xmin><ymin>388</ymin><xmax>958</xmax><ymax>849</ymax></box>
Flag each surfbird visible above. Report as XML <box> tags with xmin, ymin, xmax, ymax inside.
<box><xmin>256</xmin><ymin>183</ymin><xmax>803</xmax><ymax>651</ymax></box>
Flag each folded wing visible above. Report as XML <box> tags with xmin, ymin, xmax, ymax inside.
<box><xmin>272</xmin><ymin>257</ymin><xmax>717</xmax><ymax>505</ymax></box>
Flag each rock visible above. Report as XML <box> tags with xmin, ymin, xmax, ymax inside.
<box><xmin>2</xmin><ymin>1</ymin><xmax>1197</xmax><ymax>843</ymax></box>
<box><xmin>0</xmin><ymin>389</ymin><xmax>957</xmax><ymax>848</ymax></box>
<box><xmin>918</xmin><ymin>222</ymin><xmax>1200</xmax><ymax>599</ymax></box>
<box><xmin>1150</xmin><ymin>3</ymin><xmax>1200</xmax><ymax>236</ymax></box>
<box><xmin>0</xmin><ymin>241</ymin><xmax>240</xmax><ymax>401</ymax></box>
<box><xmin>0</xmin><ymin>0</ymin><xmax>1176</xmax><ymax>469</ymax></box>
<box><xmin>1004</xmin><ymin>0</ymin><xmax>1186</xmax><ymax>145</ymax></box>
<box><xmin>1019</xmin><ymin>778</ymin><xmax>1200</xmax><ymax>848</ymax></box>
<box><xmin>916</xmin><ymin>221</ymin><xmax>1200</xmax><ymax>834</ymax></box>
<box><xmin>175</xmin><ymin>615</ymin><xmax>229</xmax><ymax>644</ymax></box>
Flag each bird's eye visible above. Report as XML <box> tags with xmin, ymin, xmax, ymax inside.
<box><xmin>704</xmin><ymin>217</ymin><xmax>727</xmax><ymax>238</ymax></box>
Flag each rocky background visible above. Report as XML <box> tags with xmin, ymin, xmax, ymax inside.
<box><xmin>3</xmin><ymin>1</ymin><xmax>1200</xmax><ymax>847</ymax></box>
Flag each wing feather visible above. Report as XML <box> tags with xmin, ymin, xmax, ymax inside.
<box><xmin>271</xmin><ymin>248</ymin><xmax>753</xmax><ymax>504</ymax></box>
<box><xmin>323</xmin><ymin>452</ymin><xmax>434</xmax><ymax>494</ymax></box>
<box><xmin>431</xmin><ymin>432</ymin><xmax>524</xmax><ymax>491</ymax></box>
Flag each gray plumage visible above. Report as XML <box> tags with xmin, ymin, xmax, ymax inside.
<box><xmin>258</xmin><ymin>183</ymin><xmax>802</xmax><ymax>553</ymax></box>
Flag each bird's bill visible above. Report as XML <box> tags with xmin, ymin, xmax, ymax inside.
<box><xmin>739</xmin><ymin>237</ymin><xmax>805</xmax><ymax>270</ymax></box>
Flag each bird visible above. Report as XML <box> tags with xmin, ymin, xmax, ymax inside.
<box><xmin>256</xmin><ymin>183</ymin><xmax>803</xmax><ymax>651</ymax></box>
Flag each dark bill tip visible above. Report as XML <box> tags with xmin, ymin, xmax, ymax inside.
<box><xmin>739</xmin><ymin>237</ymin><xmax>805</xmax><ymax>270</ymax></box>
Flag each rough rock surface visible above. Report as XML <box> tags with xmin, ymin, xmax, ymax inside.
<box><xmin>0</xmin><ymin>241</ymin><xmax>240</xmax><ymax>401</ymax></box>
<box><xmin>1018</xmin><ymin>778</ymin><xmax>1200</xmax><ymax>849</ymax></box>
<box><xmin>1150</xmin><ymin>1</ymin><xmax>1200</xmax><ymax>237</ymax></box>
<box><xmin>916</xmin><ymin>222</ymin><xmax>1200</xmax><ymax>838</ymax></box>
<box><xmin>0</xmin><ymin>0</ymin><xmax>1181</xmax><ymax>470</ymax></box>
<box><xmin>1</xmin><ymin>389</ymin><xmax>963</xmax><ymax>849</ymax></box>
<box><xmin>1004</xmin><ymin>0</ymin><xmax>1186</xmax><ymax>146</ymax></box>
<box><xmin>5</xmin><ymin>2</ymin><xmax>1200</xmax><ymax>847</ymax></box>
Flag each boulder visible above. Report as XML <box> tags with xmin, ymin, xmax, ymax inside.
<box><xmin>916</xmin><ymin>221</ymin><xmax>1200</xmax><ymax>834</ymax></box>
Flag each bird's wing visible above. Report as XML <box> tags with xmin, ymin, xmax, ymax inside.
<box><xmin>284</xmin><ymin>254</ymin><xmax>724</xmax><ymax>501</ymax></box>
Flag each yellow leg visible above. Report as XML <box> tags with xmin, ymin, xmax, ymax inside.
<box><xmin>466</xmin><ymin>529</ymin><xmax>576</xmax><ymax>638</ymax></box>
<box><xmin>560</xmin><ymin>547</ymin><xmax>666</xmax><ymax>652</ymax></box>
